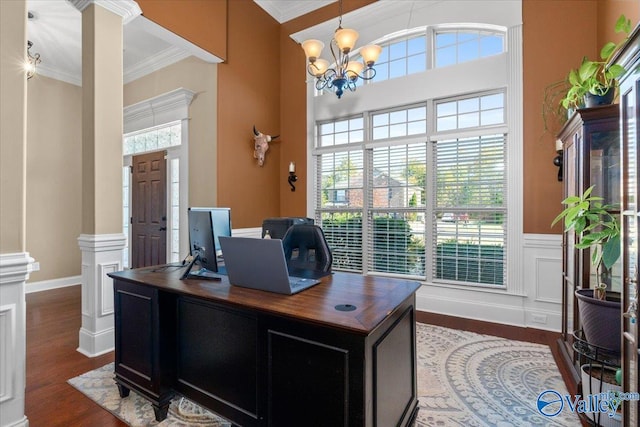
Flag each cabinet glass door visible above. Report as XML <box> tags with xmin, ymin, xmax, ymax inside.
<box><xmin>589</xmin><ymin>129</ymin><xmax>622</xmax><ymax>292</ymax></box>
<box><xmin>621</xmin><ymin>79</ymin><xmax>639</xmax><ymax>427</ymax></box>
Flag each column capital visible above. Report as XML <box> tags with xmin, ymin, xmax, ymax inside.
<box><xmin>78</xmin><ymin>233</ymin><xmax>126</xmax><ymax>252</ymax></box>
<box><xmin>0</xmin><ymin>252</ymin><xmax>35</xmax><ymax>285</ymax></box>
<box><xmin>68</xmin><ymin>0</ymin><xmax>142</xmax><ymax>24</ymax></box>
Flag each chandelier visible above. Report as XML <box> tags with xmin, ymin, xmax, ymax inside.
<box><xmin>26</xmin><ymin>40</ymin><xmax>41</xmax><ymax>80</ymax></box>
<box><xmin>301</xmin><ymin>0</ymin><xmax>381</xmax><ymax>99</ymax></box>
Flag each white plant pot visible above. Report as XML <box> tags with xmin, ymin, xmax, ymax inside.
<box><xmin>580</xmin><ymin>364</ymin><xmax>622</xmax><ymax>427</ymax></box>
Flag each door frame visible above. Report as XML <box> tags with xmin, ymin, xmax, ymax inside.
<box><xmin>123</xmin><ymin>125</ymin><xmax>189</xmax><ymax>267</ymax></box>
<box><xmin>123</xmin><ymin>89</ymin><xmax>195</xmax><ymax>268</ymax></box>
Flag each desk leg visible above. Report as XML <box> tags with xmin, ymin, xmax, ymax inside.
<box><xmin>152</xmin><ymin>403</ymin><xmax>170</xmax><ymax>422</ymax></box>
<box><xmin>116</xmin><ymin>383</ymin><xmax>130</xmax><ymax>398</ymax></box>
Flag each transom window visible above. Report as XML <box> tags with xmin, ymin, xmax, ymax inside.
<box><xmin>372</xmin><ymin>34</ymin><xmax>427</xmax><ymax>82</ymax></box>
<box><xmin>372</xmin><ymin>106</ymin><xmax>427</xmax><ymax>140</ymax></box>
<box><xmin>435</xmin><ymin>29</ymin><xmax>504</xmax><ymax>68</ymax></box>
<box><xmin>123</xmin><ymin>121</ymin><xmax>182</xmax><ymax>155</ymax></box>
<box><xmin>436</xmin><ymin>93</ymin><xmax>505</xmax><ymax>131</ymax></box>
<box><xmin>319</xmin><ymin>117</ymin><xmax>364</xmax><ymax>147</ymax></box>
<box><xmin>316</xmin><ymin>26</ymin><xmax>505</xmax><ymax>97</ymax></box>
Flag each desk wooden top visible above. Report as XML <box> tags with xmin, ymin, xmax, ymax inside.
<box><xmin>109</xmin><ymin>268</ymin><xmax>420</xmax><ymax>335</ymax></box>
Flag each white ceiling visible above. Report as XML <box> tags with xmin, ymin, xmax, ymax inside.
<box><xmin>253</xmin><ymin>1</ymin><xmax>335</xmax><ymax>24</ymax></box>
<box><xmin>26</xmin><ymin>0</ymin><xmax>331</xmax><ymax>86</ymax></box>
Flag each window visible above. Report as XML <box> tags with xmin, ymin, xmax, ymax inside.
<box><xmin>319</xmin><ymin>117</ymin><xmax>364</xmax><ymax>147</ymax></box>
<box><xmin>123</xmin><ymin>122</ymin><xmax>182</xmax><ymax>155</ymax></box>
<box><xmin>372</xmin><ymin>106</ymin><xmax>427</xmax><ymax>140</ymax></box>
<box><xmin>307</xmin><ymin>7</ymin><xmax>520</xmax><ymax>290</ymax></box>
<box><xmin>317</xmin><ymin>33</ymin><xmax>428</xmax><ymax>97</ymax></box>
<box><xmin>313</xmin><ymin>90</ymin><xmax>507</xmax><ymax>286</ymax></box>
<box><xmin>315</xmin><ymin>105</ymin><xmax>430</xmax><ymax>278</ymax></box>
<box><xmin>368</xmin><ymin>142</ymin><xmax>427</xmax><ymax>276</ymax></box>
<box><xmin>436</xmin><ymin>93</ymin><xmax>505</xmax><ymax>131</ymax></box>
<box><xmin>435</xmin><ymin>29</ymin><xmax>504</xmax><ymax>68</ymax></box>
<box><xmin>372</xmin><ymin>34</ymin><xmax>427</xmax><ymax>82</ymax></box>
<box><xmin>432</xmin><ymin>133</ymin><xmax>506</xmax><ymax>285</ymax></box>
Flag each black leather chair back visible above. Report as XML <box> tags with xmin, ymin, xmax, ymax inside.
<box><xmin>281</xmin><ymin>224</ymin><xmax>332</xmax><ymax>275</ymax></box>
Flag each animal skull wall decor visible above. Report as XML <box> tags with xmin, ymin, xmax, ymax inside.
<box><xmin>253</xmin><ymin>125</ymin><xmax>279</xmax><ymax>166</ymax></box>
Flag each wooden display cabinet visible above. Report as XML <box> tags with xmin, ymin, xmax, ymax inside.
<box><xmin>556</xmin><ymin>104</ymin><xmax>621</xmax><ymax>393</ymax></box>
<box><xmin>614</xmin><ymin>24</ymin><xmax>640</xmax><ymax>427</ymax></box>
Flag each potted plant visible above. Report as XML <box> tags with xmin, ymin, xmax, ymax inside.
<box><xmin>552</xmin><ymin>185</ymin><xmax>621</xmax><ymax>352</ymax></box>
<box><xmin>560</xmin><ymin>15</ymin><xmax>632</xmax><ymax>110</ymax></box>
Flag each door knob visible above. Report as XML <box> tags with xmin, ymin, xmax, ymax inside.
<box><xmin>159</xmin><ymin>227</ymin><xmax>167</xmax><ymax>231</ymax></box>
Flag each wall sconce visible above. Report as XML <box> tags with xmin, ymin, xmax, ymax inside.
<box><xmin>26</xmin><ymin>40</ymin><xmax>41</xmax><ymax>80</ymax></box>
<box><xmin>554</xmin><ymin>139</ymin><xmax>563</xmax><ymax>182</ymax></box>
<box><xmin>288</xmin><ymin>161</ymin><xmax>298</xmax><ymax>192</ymax></box>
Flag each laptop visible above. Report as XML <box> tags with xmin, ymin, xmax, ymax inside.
<box><xmin>219</xmin><ymin>236</ymin><xmax>321</xmax><ymax>295</ymax></box>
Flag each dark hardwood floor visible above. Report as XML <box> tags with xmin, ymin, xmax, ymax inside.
<box><xmin>25</xmin><ymin>286</ymin><xmax>571</xmax><ymax>426</ymax></box>
<box><xmin>26</xmin><ymin>285</ymin><xmax>125</xmax><ymax>427</ymax></box>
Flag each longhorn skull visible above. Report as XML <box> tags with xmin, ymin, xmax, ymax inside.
<box><xmin>253</xmin><ymin>125</ymin><xmax>279</xmax><ymax>166</ymax></box>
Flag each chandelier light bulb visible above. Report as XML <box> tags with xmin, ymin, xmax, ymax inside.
<box><xmin>334</xmin><ymin>28</ymin><xmax>359</xmax><ymax>53</ymax></box>
<box><xmin>312</xmin><ymin>59</ymin><xmax>330</xmax><ymax>77</ymax></box>
<box><xmin>360</xmin><ymin>44</ymin><xmax>382</xmax><ymax>67</ymax></box>
<box><xmin>302</xmin><ymin>39</ymin><xmax>324</xmax><ymax>62</ymax></box>
<box><xmin>346</xmin><ymin>61</ymin><xmax>364</xmax><ymax>80</ymax></box>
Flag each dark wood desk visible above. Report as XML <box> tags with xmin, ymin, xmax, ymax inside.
<box><xmin>109</xmin><ymin>268</ymin><xmax>420</xmax><ymax>426</ymax></box>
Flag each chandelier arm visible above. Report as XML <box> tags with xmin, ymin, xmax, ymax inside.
<box><xmin>315</xmin><ymin>78</ymin><xmax>329</xmax><ymax>91</ymax></box>
<box><xmin>359</xmin><ymin>67</ymin><xmax>377</xmax><ymax>81</ymax></box>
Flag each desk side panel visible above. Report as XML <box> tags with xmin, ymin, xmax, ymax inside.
<box><xmin>373</xmin><ymin>304</ymin><xmax>417</xmax><ymax>426</ymax></box>
<box><xmin>176</xmin><ymin>297</ymin><xmax>260</xmax><ymax>426</ymax></box>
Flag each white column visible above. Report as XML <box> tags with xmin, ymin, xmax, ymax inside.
<box><xmin>77</xmin><ymin>234</ymin><xmax>126</xmax><ymax>356</ymax></box>
<box><xmin>0</xmin><ymin>253</ymin><xmax>34</xmax><ymax>427</ymax></box>
<box><xmin>70</xmin><ymin>0</ymin><xmax>141</xmax><ymax>357</ymax></box>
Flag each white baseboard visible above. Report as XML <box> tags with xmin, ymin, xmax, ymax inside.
<box><xmin>26</xmin><ymin>276</ymin><xmax>81</xmax><ymax>294</ymax></box>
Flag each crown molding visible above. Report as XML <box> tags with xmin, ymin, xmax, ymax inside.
<box><xmin>124</xmin><ymin>88</ymin><xmax>196</xmax><ymax>133</ymax></box>
<box><xmin>124</xmin><ymin>46</ymin><xmax>191</xmax><ymax>84</ymax></box>
<box><xmin>68</xmin><ymin>0</ymin><xmax>142</xmax><ymax>24</ymax></box>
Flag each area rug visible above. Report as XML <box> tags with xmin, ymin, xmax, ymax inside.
<box><xmin>414</xmin><ymin>323</ymin><xmax>579</xmax><ymax>426</ymax></box>
<box><xmin>67</xmin><ymin>363</ymin><xmax>230</xmax><ymax>426</ymax></box>
<box><xmin>68</xmin><ymin>323</ymin><xmax>579</xmax><ymax>426</ymax></box>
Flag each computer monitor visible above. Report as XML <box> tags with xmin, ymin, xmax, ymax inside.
<box><xmin>189</xmin><ymin>207</ymin><xmax>232</xmax><ymax>255</ymax></box>
<box><xmin>181</xmin><ymin>209</ymin><xmax>219</xmax><ymax>279</ymax></box>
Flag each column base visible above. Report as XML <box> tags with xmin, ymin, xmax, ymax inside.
<box><xmin>77</xmin><ymin>233</ymin><xmax>126</xmax><ymax>357</ymax></box>
<box><xmin>0</xmin><ymin>252</ymin><xmax>34</xmax><ymax>427</ymax></box>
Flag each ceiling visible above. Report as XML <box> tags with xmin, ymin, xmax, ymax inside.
<box><xmin>26</xmin><ymin>0</ymin><xmax>334</xmax><ymax>86</ymax></box>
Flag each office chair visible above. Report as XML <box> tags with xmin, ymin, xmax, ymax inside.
<box><xmin>281</xmin><ymin>224</ymin><xmax>332</xmax><ymax>277</ymax></box>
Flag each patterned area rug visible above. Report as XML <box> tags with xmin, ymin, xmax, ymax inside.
<box><xmin>415</xmin><ymin>323</ymin><xmax>579</xmax><ymax>426</ymax></box>
<box><xmin>68</xmin><ymin>323</ymin><xmax>579</xmax><ymax>426</ymax></box>
<box><xmin>67</xmin><ymin>364</ymin><xmax>230</xmax><ymax>426</ymax></box>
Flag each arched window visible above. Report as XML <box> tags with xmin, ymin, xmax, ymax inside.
<box><xmin>304</xmin><ymin>1</ymin><xmax>522</xmax><ymax>295</ymax></box>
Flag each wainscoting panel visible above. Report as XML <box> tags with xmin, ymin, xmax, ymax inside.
<box><xmin>417</xmin><ymin>234</ymin><xmax>563</xmax><ymax>332</ymax></box>
<box><xmin>0</xmin><ymin>303</ymin><xmax>16</xmax><ymax>403</ymax></box>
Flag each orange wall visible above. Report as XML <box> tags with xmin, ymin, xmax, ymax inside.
<box><xmin>138</xmin><ymin>0</ymin><xmax>638</xmax><ymax>231</ymax></box>
<box><xmin>216</xmin><ymin>0</ymin><xmax>281</xmax><ymax>227</ymax></box>
<box><xmin>523</xmin><ymin>0</ymin><xmax>638</xmax><ymax>234</ymax></box>
<box><xmin>136</xmin><ymin>0</ymin><xmax>227</xmax><ymax>60</ymax></box>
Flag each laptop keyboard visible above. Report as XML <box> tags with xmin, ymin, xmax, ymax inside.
<box><xmin>289</xmin><ymin>277</ymin><xmax>318</xmax><ymax>289</ymax></box>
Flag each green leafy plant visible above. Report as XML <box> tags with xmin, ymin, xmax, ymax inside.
<box><xmin>560</xmin><ymin>14</ymin><xmax>632</xmax><ymax>110</ymax></box>
<box><xmin>552</xmin><ymin>185</ymin><xmax>621</xmax><ymax>300</ymax></box>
